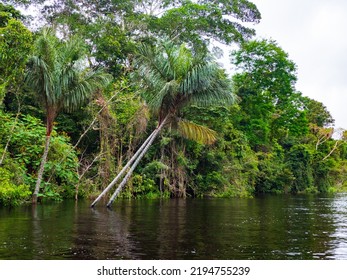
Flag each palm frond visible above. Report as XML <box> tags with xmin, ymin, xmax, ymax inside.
<box><xmin>62</xmin><ymin>68</ymin><xmax>112</xmax><ymax>112</ymax></box>
<box><xmin>25</xmin><ymin>28</ymin><xmax>59</xmax><ymax>107</ymax></box>
<box><xmin>134</xmin><ymin>39</ymin><xmax>236</xmax><ymax>119</ymax></box>
<box><xmin>187</xmin><ymin>67</ymin><xmax>237</xmax><ymax>107</ymax></box>
<box><xmin>177</xmin><ymin>119</ymin><xmax>217</xmax><ymax>145</ymax></box>
<box><xmin>180</xmin><ymin>62</ymin><xmax>214</xmax><ymax>95</ymax></box>
<box><xmin>176</xmin><ymin>44</ymin><xmax>193</xmax><ymax>77</ymax></box>
<box><xmin>26</xmin><ymin>55</ymin><xmax>54</xmax><ymax>106</ymax></box>
<box><xmin>59</xmin><ymin>35</ymin><xmax>86</xmax><ymax>67</ymax></box>
<box><xmin>34</xmin><ymin>27</ymin><xmax>59</xmax><ymax>70</ymax></box>
<box><xmin>26</xmin><ymin>28</ymin><xmax>111</xmax><ymax>114</ymax></box>
<box><xmin>161</xmin><ymin>41</ymin><xmax>178</xmax><ymax>79</ymax></box>
<box><xmin>135</xmin><ymin>43</ymin><xmax>170</xmax><ymax>81</ymax></box>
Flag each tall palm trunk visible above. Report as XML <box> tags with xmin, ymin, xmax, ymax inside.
<box><xmin>106</xmin><ymin>117</ymin><xmax>168</xmax><ymax>207</ymax></box>
<box><xmin>32</xmin><ymin>135</ymin><xmax>51</xmax><ymax>204</ymax></box>
<box><xmin>32</xmin><ymin>111</ymin><xmax>55</xmax><ymax>204</ymax></box>
<box><xmin>90</xmin><ymin>130</ymin><xmax>157</xmax><ymax>207</ymax></box>
<box><xmin>27</xmin><ymin>29</ymin><xmax>111</xmax><ymax>204</ymax></box>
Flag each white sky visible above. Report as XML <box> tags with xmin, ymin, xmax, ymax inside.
<box><xmin>248</xmin><ymin>0</ymin><xmax>347</xmax><ymax>129</ymax></box>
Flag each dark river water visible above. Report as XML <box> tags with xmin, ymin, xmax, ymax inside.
<box><xmin>1</xmin><ymin>194</ymin><xmax>347</xmax><ymax>260</ymax></box>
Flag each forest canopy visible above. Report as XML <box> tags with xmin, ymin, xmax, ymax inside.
<box><xmin>1</xmin><ymin>0</ymin><xmax>347</xmax><ymax>206</ymax></box>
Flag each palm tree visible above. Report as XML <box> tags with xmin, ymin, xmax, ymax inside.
<box><xmin>91</xmin><ymin>42</ymin><xmax>235</xmax><ymax>207</ymax></box>
<box><xmin>91</xmin><ymin>41</ymin><xmax>236</xmax><ymax>207</ymax></box>
<box><xmin>26</xmin><ymin>28</ymin><xmax>111</xmax><ymax>204</ymax></box>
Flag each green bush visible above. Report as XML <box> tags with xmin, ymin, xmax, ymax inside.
<box><xmin>0</xmin><ymin>167</ymin><xmax>31</xmax><ymax>206</ymax></box>
<box><xmin>0</xmin><ymin>112</ymin><xmax>79</xmax><ymax>200</ymax></box>
<box><xmin>128</xmin><ymin>174</ymin><xmax>161</xmax><ymax>199</ymax></box>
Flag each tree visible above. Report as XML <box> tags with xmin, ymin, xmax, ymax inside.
<box><xmin>0</xmin><ymin>5</ymin><xmax>33</xmax><ymax>165</ymax></box>
<box><xmin>91</xmin><ymin>41</ymin><xmax>235</xmax><ymax>207</ymax></box>
<box><xmin>145</xmin><ymin>0</ymin><xmax>261</xmax><ymax>50</ymax></box>
<box><xmin>25</xmin><ymin>28</ymin><xmax>111</xmax><ymax>203</ymax></box>
<box><xmin>5</xmin><ymin>0</ymin><xmax>261</xmax><ymax>75</ymax></box>
<box><xmin>302</xmin><ymin>97</ymin><xmax>335</xmax><ymax>128</ymax></box>
<box><xmin>0</xmin><ymin>5</ymin><xmax>32</xmax><ymax>103</ymax></box>
<box><xmin>231</xmin><ymin>39</ymin><xmax>308</xmax><ymax>149</ymax></box>
<box><xmin>0</xmin><ymin>2</ymin><xmax>23</xmax><ymax>27</ymax></box>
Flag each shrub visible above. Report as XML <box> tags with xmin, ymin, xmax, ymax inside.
<box><xmin>0</xmin><ymin>167</ymin><xmax>31</xmax><ymax>206</ymax></box>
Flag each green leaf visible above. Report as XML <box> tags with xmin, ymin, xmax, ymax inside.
<box><xmin>178</xmin><ymin>119</ymin><xmax>217</xmax><ymax>145</ymax></box>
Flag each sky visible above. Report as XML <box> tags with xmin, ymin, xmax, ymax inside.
<box><xmin>247</xmin><ymin>0</ymin><xmax>347</xmax><ymax>129</ymax></box>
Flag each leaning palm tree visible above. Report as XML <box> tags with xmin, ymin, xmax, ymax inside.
<box><xmin>26</xmin><ymin>28</ymin><xmax>111</xmax><ymax>204</ymax></box>
<box><xmin>91</xmin><ymin>41</ymin><xmax>236</xmax><ymax>207</ymax></box>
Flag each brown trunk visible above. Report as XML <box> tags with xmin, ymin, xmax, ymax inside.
<box><xmin>32</xmin><ymin>110</ymin><xmax>56</xmax><ymax>204</ymax></box>
<box><xmin>46</xmin><ymin>108</ymin><xmax>56</xmax><ymax>136</ymax></box>
<box><xmin>32</xmin><ymin>135</ymin><xmax>51</xmax><ymax>204</ymax></box>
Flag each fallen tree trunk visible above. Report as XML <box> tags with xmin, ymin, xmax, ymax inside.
<box><xmin>90</xmin><ymin>129</ymin><xmax>157</xmax><ymax>207</ymax></box>
<box><xmin>106</xmin><ymin>117</ymin><xmax>167</xmax><ymax>207</ymax></box>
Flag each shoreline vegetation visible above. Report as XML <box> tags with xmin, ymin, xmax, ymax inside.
<box><xmin>1</xmin><ymin>1</ymin><xmax>347</xmax><ymax>207</ymax></box>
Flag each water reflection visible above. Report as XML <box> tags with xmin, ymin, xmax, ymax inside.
<box><xmin>1</xmin><ymin>194</ymin><xmax>347</xmax><ymax>259</ymax></box>
<box><xmin>326</xmin><ymin>194</ymin><xmax>347</xmax><ymax>259</ymax></box>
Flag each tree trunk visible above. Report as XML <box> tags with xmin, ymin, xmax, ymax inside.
<box><xmin>32</xmin><ymin>135</ymin><xmax>51</xmax><ymax>204</ymax></box>
<box><xmin>106</xmin><ymin>117</ymin><xmax>168</xmax><ymax>207</ymax></box>
<box><xmin>90</xmin><ymin>129</ymin><xmax>157</xmax><ymax>207</ymax></box>
<box><xmin>44</xmin><ymin>92</ymin><xmax>120</xmax><ymax>184</ymax></box>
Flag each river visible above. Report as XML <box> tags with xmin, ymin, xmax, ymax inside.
<box><xmin>1</xmin><ymin>193</ymin><xmax>347</xmax><ymax>259</ymax></box>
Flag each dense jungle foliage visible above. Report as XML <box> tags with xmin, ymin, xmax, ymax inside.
<box><xmin>1</xmin><ymin>0</ymin><xmax>347</xmax><ymax>206</ymax></box>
